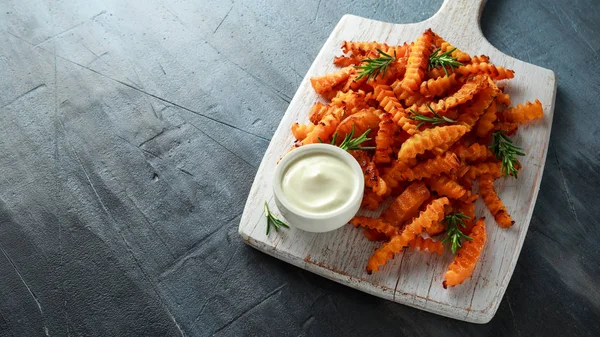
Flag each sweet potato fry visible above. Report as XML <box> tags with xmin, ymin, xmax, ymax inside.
<box><xmin>470</xmin><ymin>55</ymin><xmax>490</xmax><ymax>64</ymax></box>
<box><xmin>501</xmin><ymin>99</ymin><xmax>543</xmax><ymax>124</ymax></box>
<box><xmin>443</xmin><ymin>217</ymin><xmax>487</xmax><ymax>288</ymax></box>
<box><xmin>476</xmin><ymin>101</ymin><xmax>498</xmax><ymax>138</ymax></box>
<box><xmin>401</xmin><ymin>152</ymin><xmax>460</xmax><ymax>181</ymax></box>
<box><xmin>367</xmin><ymin>197</ymin><xmax>449</xmax><ymax>273</ymax></box>
<box><xmin>334</xmin><ymin>55</ymin><xmax>363</xmax><ymax>67</ymax></box>
<box><xmin>331</xmin><ymin>90</ymin><xmax>370</xmax><ymax>116</ymax></box>
<box><xmin>413</xmin><ymin>75</ymin><xmax>488</xmax><ymax>115</ymax></box>
<box><xmin>456</xmin><ymin>62</ymin><xmax>515</xmax><ymax>80</ymax></box>
<box><xmin>456</xmin><ymin>86</ymin><xmax>499</xmax><ymax>128</ymax></box>
<box><xmin>363</xmin><ymin>228</ymin><xmax>388</xmax><ymax>241</ymax></box>
<box><xmin>350</xmin><ymin>216</ymin><xmax>399</xmax><ymax>238</ymax></box>
<box><xmin>291</xmin><ymin>123</ymin><xmax>315</xmax><ymax>141</ymax></box>
<box><xmin>335</xmin><ymin>108</ymin><xmax>381</xmax><ymax>142</ymax></box>
<box><xmin>373</xmin><ymin>84</ymin><xmax>406</xmax><ymax>122</ymax></box>
<box><xmin>463</xmin><ymin>162</ymin><xmax>502</xmax><ymax>182</ymax></box>
<box><xmin>342</xmin><ymin>41</ymin><xmax>388</xmax><ymax>55</ymax></box>
<box><xmin>432</xmin><ymin>32</ymin><xmax>471</xmax><ymax>63</ymax></box>
<box><xmin>302</xmin><ymin>107</ymin><xmax>345</xmax><ymax>144</ymax></box>
<box><xmin>361</xmin><ymin>189</ymin><xmax>384</xmax><ymax>210</ymax></box>
<box><xmin>381</xmin><ymin>182</ymin><xmax>430</xmax><ymax>226</ymax></box>
<box><xmin>456</xmin><ymin>200</ymin><xmax>476</xmax><ymax>235</ymax></box>
<box><xmin>401</xmin><ymin>30</ymin><xmax>434</xmax><ymax>93</ymax></box>
<box><xmin>310</xmin><ymin>66</ymin><xmax>354</xmax><ymax>95</ymax></box>
<box><xmin>353</xmin><ymin>151</ymin><xmax>388</xmax><ymax>197</ymax></box>
<box><xmin>426</xmin><ymin>174</ymin><xmax>468</xmax><ymax>200</ymax></box>
<box><xmin>374</xmin><ymin>112</ymin><xmax>397</xmax><ymax>164</ymax></box>
<box><xmin>454</xmin><ymin>143</ymin><xmax>494</xmax><ymax>163</ymax></box>
<box><xmin>479</xmin><ymin>174</ymin><xmax>514</xmax><ymax>228</ymax></box>
<box><xmin>409</xmin><ymin>236</ymin><xmax>444</xmax><ymax>254</ymax></box>
<box><xmin>381</xmin><ymin>157</ymin><xmax>417</xmax><ymax>191</ymax></box>
<box><xmin>420</xmin><ymin>73</ymin><xmax>459</xmax><ymax>98</ymax></box>
<box><xmin>398</xmin><ymin>125</ymin><xmax>469</xmax><ymax>162</ymax></box>
<box><xmin>426</xmin><ymin>220</ymin><xmax>446</xmax><ymax>236</ymax></box>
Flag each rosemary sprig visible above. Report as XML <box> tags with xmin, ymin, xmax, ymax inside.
<box><xmin>338</xmin><ymin>125</ymin><xmax>376</xmax><ymax>151</ymax></box>
<box><xmin>319</xmin><ymin>125</ymin><xmax>375</xmax><ymax>151</ymax></box>
<box><xmin>490</xmin><ymin>131</ymin><xmax>525</xmax><ymax>178</ymax></box>
<box><xmin>264</xmin><ymin>202</ymin><xmax>289</xmax><ymax>235</ymax></box>
<box><xmin>441</xmin><ymin>212</ymin><xmax>473</xmax><ymax>254</ymax></box>
<box><xmin>355</xmin><ymin>49</ymin><xmax>396</xmax><ymax>81</ymax></box>
<box><xmin>428</xmin><ymin>48</ymin><xmax>464</xmax><ymax>76</ymax></box>
<box><xmin>408</xmin><ymin>104</ymin><xmax>456</xmax><ymax>130</ymax></box>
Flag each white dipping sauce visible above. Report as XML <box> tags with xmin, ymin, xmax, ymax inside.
<box><xmin>281</xmin><ymin>152</ymin><xmax>357</xmax><ymax>215</ymax></box>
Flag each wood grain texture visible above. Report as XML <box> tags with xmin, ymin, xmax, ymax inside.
<box><xmin>239</xmin><ymin>0</ymin><xmax>556</xmax><ymax>323</ymax></box>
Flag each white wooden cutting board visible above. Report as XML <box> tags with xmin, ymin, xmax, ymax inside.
<box><xmin>238</xmin><ymin>0</ymin><xmax>556</xmax><ymax>323</ymax></box>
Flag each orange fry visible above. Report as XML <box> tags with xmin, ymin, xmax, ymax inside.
<box><xmin>457</xmin><ymin>86</ymin><xmax>499</xmax><ymax>128</ymax></box>
<box><xmin>476</xmin><ymin>101</ymin><xmax>498</xmax><ymax>138</ymax></box>
<box><xmin>494</xmin><ymin>122</ymin><xmax>519</xmax><ymax>135</ymax></box>
<box><xmin>413</xmin><ymin>74</ymin><xmax>489</xmax><ymax>115</ymax></box>
<box><xmin>381</xmin><ymin>181</ymin><xmax>430</xmax><ymax>226</ymax></box>
<box><xmin>454</xmin><ymin>143</ymin><xmax>494</xmax><ymax>163</ymax></box>
<box><xmin>497</xmin><ymin>92</ymin><xmax>511</xmax><ymax>106</ymax></box>
<box><xmin>432</xmin><ymin>32</ymin><xmax>471</xmax><ymax>62</ymax></box>
<box><xmin>383</xmin><ymin>43</ymin><xmax>410</xmax><ymax>60</ymax></box>
<box><xmin>367</xmin><ymin>197</ymin><xmax>449</xmax><ymax>273</ymax></box>
<box><xmin>426</xmin><ymin>220</ymin><xmax>446</xmax><ymax>236</ymax></box>
<box><xmin>334</xmin><ymin>55</ymin><xmax>363</xmax><ymax>67</ymax></box>
<box><xmin>373</xmin><ymin>84</ymin><xmax>406</xmax><ymax>122</ymax></box>
<box><xmin>426</xmin><ymin>174</ymin><xmax>468</xmax><ymax>200</ymax></box>
<box><xmin>443</xmin><ymin>217</ymin><xmax>487</xmax><ymax>288</ymax></box>
<box><xmin>342</xmin><ymin>41</ymin><xmax>389</xmax><ymax>55</ymax></box>
<box><xmin>331</xmin><ymin>90</ymin><xmax>369</xmax><ymax>116</ymax></box>
<box><xmin>399</xmin><ymin>89</ymin><xmax>429</xmax><ymax>107</ymax></box>
<box><xmin>363</xmin><ymin>228</ymin><xmax>388</xmax><ymax>241</ymax></box>
<box><xmin>291</xmin><ymin>123</ymin><xmax>315</xmax><ymax>141</ymax></box>
<box><xmin>401</xmin><ymin>152</ymin><xmax>460</xmax><ymax>181</ymax></box>
<box><xmin>308</xmin><ymin>102</ymin><xmax>338</xmax><ymax>124</ymax></box>
<box><xmin>470</xmin><ymin>55</ymin><xmax>490</xmax><ymax>64</ymax></box>
<box><xmin>361</xmin><ymin>189</ymin><xmax>385</xmax><ymax>210</ymax></box>
<box><xmin>409</xmin><ymin>236</ymin><xmax>444</xmax><ymax>254</ymax></box>
<box><xmin>501</xmin><ymin>99</ymin><xmax>543</xmax><ymax>124</ymax></box>
<box><xmin>302</xmin><ymin>107</ymin><xmax>344</xmax><ymax>144</ymax></box>
<box><xmin>381</xmin><ymin>158</ymin><xmax>417</xmax><ymax>191</ymax></box>
<box><xmin>398</xmin><ymin>125</ymin><xmax>469</xmax><ymax>162</ymax></box>
<box><xmin>463</xmin><ymin>161</ymin><xmax>502</xmax><ymax>182</ymax></box>
<box><xmin>479</xmin><ymin>174</ymin><xmax>514</xmax><ymax>228</ymax></box>
<box><xmin>335</xmin><ymin>108</ymin><xmax>381</xmax><ymax>142</ymax></box>
<box><xmin>397</xmin><ymin>116</ymin><xmax>421</xmax><ymax>136</ymax></box>
<box><xmin>427</xmin><ymin>66</ymin><xmax>454</xmax><ymax>79</ymax></box>
<box><xmin>456</xmin><ymin>62</ymin><xmax>515</xmax><ymax>80</ymax></box>
<box><xmin>353</xmin><ymin>151</ymin><xmax>388</xmax><ymax>197</ymax></box>
<box><xmin>401</xmin><ymin>30</ymin><xmax>434</xmax><ymax>94</ymax></box>
<box><xmin>419</xmin><ymin>73</ymin><xmax>459</xmax><ymax>98</ymax></box>
<box><xmin>350</xmin><ymin>216</ymin><xmax>399</xmax><ymax>238</ymax></box>
<box><xmin>456</xmin><ymin>200</ymin><xmax>476</xmax><ymax>235</ymax></box>
<box><xmin>310</xmin><ymin>66</ymin><xmax>354</xmax><ymax>95</ymax></box>
<box><xmin>374</xmin><ymin>113</ymin><xmax>397</xmax><ymax>164</ymax></box>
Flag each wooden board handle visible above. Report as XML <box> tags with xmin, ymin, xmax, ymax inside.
<box><xmin>429</xmin><ymin>0</ymin><xmax>487</xmax><ymax>35</ymax></box>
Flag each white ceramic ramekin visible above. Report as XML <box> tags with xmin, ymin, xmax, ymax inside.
<box><xmin>273</xmin><ymin>144</ymin><xmax>364</xmax><ymax>233</ymax></box>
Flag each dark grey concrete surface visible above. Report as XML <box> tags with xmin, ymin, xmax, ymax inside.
<box><xmin>0</xmin><ymin>0</ymin><xmax>598</xmax><ymax>336</ymax></box>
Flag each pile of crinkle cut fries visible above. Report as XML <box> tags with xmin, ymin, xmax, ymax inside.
<box><xmin>290</xmin><ymin>29</ymin><xmax>544</xmax><ymax>288</ymax></box>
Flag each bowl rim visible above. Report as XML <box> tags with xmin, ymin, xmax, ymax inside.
<box><xmin>273</xmin><ymin>143</ymin><xmax>365</xmax><ymax>220</ymax></box>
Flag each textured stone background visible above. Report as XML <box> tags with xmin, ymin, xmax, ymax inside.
<box><xmin>1</xmin><ymin>0</ymin><xmax>599</xmax><ymax>336</ymax></box>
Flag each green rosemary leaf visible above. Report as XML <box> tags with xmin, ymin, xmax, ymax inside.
<box><xmin>355</xmin><ymin>49</ymin><xmax>396</xmax><ymax>81</ymax></box>
<box><xmin>441</xmin><ymin>212</ymin><xmax>473</xmax><ymax>254</ymax></box>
